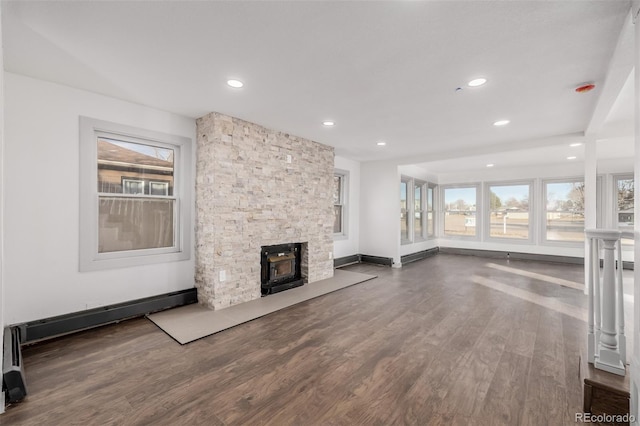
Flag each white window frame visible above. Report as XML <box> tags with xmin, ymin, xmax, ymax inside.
<box><xmin>79</xmin><ymin>117</ymin><xmax>192</xmax><ymax>271</ymax></box>
<box><xmin>426</xmin><ymin>183</ymin><xmax>436</xmax><ymax>239</ymax></box>
<box><xmin>333</xmin><ymin>170</ymin><xmax>348</xmax><ymax>239</ymax></box>
<box><xmin>149</xmin><ymin>181</ymin><xmax>170</xmax><ymax>196</ymax></box>
<box><xmin>542</xmin><ymin>177</ymin><xmax>585</xmax><ymax>245</ymax></box>
<box><xmin>484</xmin><ymin>180</ymin><xmax>534</xmax><ymax>244</ymax></box>
<box><xmin>440</xmin><ymin>184</ymin><xmax>480</xmax><ymax>240</ymax></box>
<box><xmin>122</xmin><ymin>178</ymin><xmax>145</xmax><ymax>195</ymax></box>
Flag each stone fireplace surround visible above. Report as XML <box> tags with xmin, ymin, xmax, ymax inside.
<box><xmin>195</xmin><ymin>112</ymin><xmax>335</xmax><ymax>310</ymax></box>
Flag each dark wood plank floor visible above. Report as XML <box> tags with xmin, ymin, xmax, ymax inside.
<box><xmin>1</xmin><ymin>253</ymin><xmax>589</xmax><ymax>425</ymax></box>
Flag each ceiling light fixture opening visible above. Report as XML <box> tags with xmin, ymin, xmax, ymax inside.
<box><xmin>493</xmin><ymin>120</ymin><xmax>510</xmax><ymax>126</ymax></box>
<box><xmin>486</xmin><ymin>164</ymin><xmax>494</xmax><ymax>168</ymax></box>
<box><xmin>567</xmin><ymin>156</ymin><xmax>577</xmax><ymax>160</ymax></box>
<box><xmin>227</xmin><ymin>79</ymin><xmax>244</xmax><ymax>88</ymax></box>
<box><xmin>377</xmin><ymin>141</ymin><xmax>386</xmax><ymax>146</ymax></box>
<box><xmin>322</xmin><ymin>121</ymin><xmax>335</xmax><ymax>127</ymax></box>
<box><xmin>468</xmin><ymin>78</ymin><xmax>487</xmax><ymax>87</ymax></box>
<box><xmin>570</xmin><ymin>143</ymin><xmax>582</xmax><ymax>147</ymax></box>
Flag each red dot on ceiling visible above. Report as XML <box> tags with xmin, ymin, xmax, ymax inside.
<box><xmin>575</xmin><ymin>84</ymin><xmax>595</xmax><ymax>93</ymax></box>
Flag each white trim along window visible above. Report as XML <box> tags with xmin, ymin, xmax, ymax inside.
<box><xmin>79</xmin><ymin>117</ymin><xmax>192</xmax><ymax>271</ymax></box>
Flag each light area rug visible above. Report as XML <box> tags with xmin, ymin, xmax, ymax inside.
<box><xmin>147</xmin><ymin>269</ymin><xmax>376</xmax><ymax>344</ymax></box>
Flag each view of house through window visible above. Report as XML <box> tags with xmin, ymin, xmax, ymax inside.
<box><xmin>443</xmin><ymin>187</ymin><xmax>477</xmax><ymax>237</ymax></box>
<box><xmin>488</xmin><ymin>183</ymin><xmax>530</xmax><ymax>239</ymax></box>
<box><xmin>97</xmin><ymin>138</ymin><xmax>175</xmax><ymax>253</ymax></box>
<box><xmin>545</xmin><ymin>180</ymin><xmax>585</xmax><ymax>242</ymax></box>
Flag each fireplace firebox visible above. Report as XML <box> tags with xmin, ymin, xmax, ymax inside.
<box><xmin>261</xmin><ymin>243</ymin><xmax>304</xmax><ymax>295</ymax></box>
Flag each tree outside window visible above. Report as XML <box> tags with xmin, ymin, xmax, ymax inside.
<box><xmin>545</xmin><ymin>180</ymin><xmax>585</xmax><ymax>242</ymax></box>
<box><xmin>488</xmin><ymin>184</ymin><xmax>530</xmax><ymax>240</ymax></box>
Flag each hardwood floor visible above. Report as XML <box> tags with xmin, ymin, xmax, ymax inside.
<box><xmin>2</xmin><ymin>254</ymin><xmax>590</xmax><ymax>425</ymax></box>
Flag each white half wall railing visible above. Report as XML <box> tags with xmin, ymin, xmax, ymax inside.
<box><xmin>586</xmin><ymin>229</ymin><xmax>629</xmax><ymax>376</ymax></box>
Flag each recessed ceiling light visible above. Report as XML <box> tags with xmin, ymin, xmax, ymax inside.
<box><xmin>493</xmin><ymin>120</ymin><xmax>510</xmax><ymax>126</ymax></box>
<box><xmin>486</xmin><ymin>163</ymin><xmax>494</xmax><ymax>168</ymax></box>
<box><xmin>322</xmin><ymin>121</ymin><xmax>335</xmax><ymax>127</ymax></box>
<box><xmin>567</xmin><ymin>156</ymin><xmax>577</xmax><ymax>160</ymax></box>
<box><xmin>227</xmin><ymin>79</ymin><xmax>244</xmax><ymax>88</ymax></box>
<box><xmin>377</xmin><ymin>141</ymin><xmax>386</xmax><ymax>146</ymax></box>
<box><xmin>468</xmin><ymin>78</ymin><xmax>487</xmax><ymax>87</ymax></box>
<box><xmin>570</xmin><ymin>143</ymin><xmax>582</xmax><ymax>147</ymax></box>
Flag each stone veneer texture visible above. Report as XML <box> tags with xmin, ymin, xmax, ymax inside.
<box><xmin>195</xmin><ymin>112</ymin><xmax>335</xmax><ymax>310</ymax></box>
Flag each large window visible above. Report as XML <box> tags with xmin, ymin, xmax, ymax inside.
<box><xmin>487</xmin><ymin>183</ymin><xmax>531</xmax><ymax>240</ymax></box>
<box><xmin>80</xmin><ymin>117</ymin><xmax>192</xmax><ymax>271</ymax></box>
<box><xmin>544</xmin><ymin>179</ymin><xmax>584</xmax><ymax>242</ymax></box>
<box><xmin>97</xmin><ymin>138</ymin><xmax>175</xmax><ymax>253</ymax></box>
<box><xmin>443</xmin><ymin>186</ymin><xmax>477</xmax><ymax>237</ymax></box>
<box><xmin>333</xmin><ymin>171</ymin><xmax>348</xmax><ymax>236</ymax></box>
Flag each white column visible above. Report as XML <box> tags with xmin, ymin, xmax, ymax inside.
<box><xmin>631</xmin><ymin>1</ymin><xmax>640</xmax><ymax>423</ymax></box>
<box><xmin>587</xmin><ymin>236</ymin><xmax>596</xmax><ymax>363</ymax></box>
<box><xmin>584</xmin><ymin>137</ymin><xmax>597</xmax><ymax>296</ymax></box>
<box><xmin>592</xmin><ymin>230</ymin><xmax>625</xmax><ymax>375</ymax></box>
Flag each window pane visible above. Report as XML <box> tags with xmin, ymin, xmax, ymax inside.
<box><xmin>427</xmin><ymin>187</ymin><xmax>433</xmax><ymax>211</ymax></box>
<box><xmin>98</xmin><ymin>197</ymin><xmax>174</xmax><ymax>253</ymax></box>
<box><xmin>98</xmin><ymin>138</ymin><xmax>174</xmax><ymax>195</ymax></box>
<box><xmin>415</xmin><ymin>212</ymin><xmax>423</xmax><ymax>240</ymax></box>
<box><xmin>427</xmin><ymin>212</ymin><xmax>434</xmax><ymax>236</ymax></box>
<box><xmin>333</xmin><ymin>205</ymin><xmax>342</xmax><ymax>234</ymax></box>
<box><xmin>617</xmin><ymin>178</ymin><xmax>634</xmax><ymax>226</ymax></box>
<box><xmin>546</xmin><ymin>181</ymin><xmax>584</xmax><ymax>242</ymax></box>
<box><xmin>489</xmin><ymin>184</ymin><xmax>530</xmax><ymax>239</ymax></box>
<box><xmin>333</xmin><ymin>175</ymin><xmax>342</xmax><ymax>204</ymax></box>
<box><xmin>444</xmin><ymin>187</ymin><xmax>476</xmax><ymax>237</ymax></box>
<box><xmin>123</xmin><ymin>179</ymin><xmax>145</xmax><ymax>195</ymax></box>
<box><xmin>400</xmin><ymin>181</ymin><xmax>409</xmax><ymax>241</ymax></box>
<box><xmin>415</xmin><ymin>186</ymin><xmax>422</xmax><ymax>212</ymax></box>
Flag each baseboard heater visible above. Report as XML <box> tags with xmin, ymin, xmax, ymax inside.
<box><xmin>3</xmin><ymin>327</ymin><xmax>27</xmax><ymax>403</ymax></box>
<box><xmin>18</xmin><ymin>288</ymin><xmax>198</xmax><ymax>344</ymax></box>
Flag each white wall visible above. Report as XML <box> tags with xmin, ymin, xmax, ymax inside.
<box><xmin>359</xmin><ymin>160</ymin><xmax>401</xmax><ymax>265</ymax></box>
<box><xmin>632</xmin><ymin>1</ymin><xmax>640</xmax><ymax>422</ymax></box>
<box><xmin>4</xmin><ymin>73</ymin><xmax>196</xmax><ymax>324</ymax></box>
<box><xmin>0</xmin><ymin>2</ymin><xmax>5</xmax><ymax>413</ymax></box>
<box><xmin>333</xmin><ymin>155</ymin><xmax>360</xmax><ymax>259</ymax></box>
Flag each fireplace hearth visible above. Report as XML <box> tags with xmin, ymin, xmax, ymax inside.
<box><xmin>261</xmin><ymin>243</ymin><xmax>304</xmax><ymax>295</ymax></box>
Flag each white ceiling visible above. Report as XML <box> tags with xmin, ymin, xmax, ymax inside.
<box><xmin>1</xmin><ymin>0</ymin><xmax>634</xmax><ymax>165</ymax></box>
